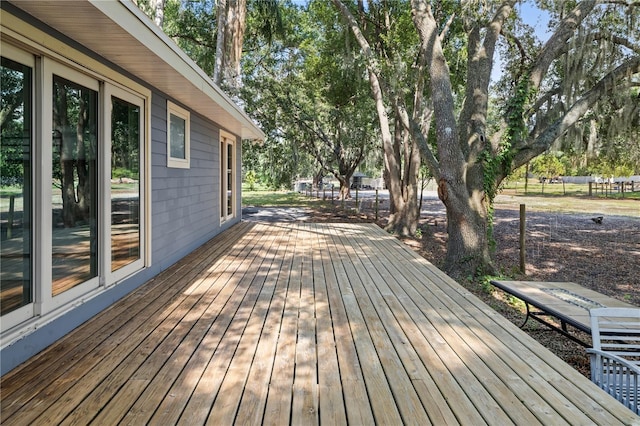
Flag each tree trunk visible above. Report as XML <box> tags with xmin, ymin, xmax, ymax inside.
<box><xmin>438</xmin><ymin>177</ymin><xmax>494</xmax><ymax>279</ymax></box>
<box><xmin>385</xmin><ymin>116</ymin><xmax>420</xmax><ymax>236</ymax></box>
<box><xmin>228</xmin><ymin>0</ymin><xmax>247</xmax><ymax>90</ymax></box>
<box><xmin>333</xmin><ymin>0</ymin><xmax>422</xmax><ymax>237</ymax></box>
<box><xmin>54</xmin><ymin>89</ymin><xmax>77</xmax><ymax>228</ymax></box>
<box><xmin>76</xmin><ymin>98</ymin><xmax>88</xmax><ymax>219</ymax></box>
<box><xmin>411</xmin><ymin>0</ymin><xmax>505</xmax><ymax>278</ymax></box>
<box><xmin>336</xmin><ymin>175</ymin><xmax>351</xmax><ymax>200</ymax></box>
<box><xmin>151</xmin><ymin>0</ymin><xmax>165</xmax><ymax>27</ymax></box>
<box><xmin>215</xmin><ymin>0</ymin><xmax>247</xmax><ymax>91</ymax></box>
<box><xmin>213</xmin><ymin>0</ymin><xmax>227</xmax><ymax>86</ymax></box>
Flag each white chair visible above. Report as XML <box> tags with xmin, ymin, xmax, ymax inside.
<box><xmin>587</xmin><ymin>307</ymin><xmax>640</xmax><ymax>415</ymax></box>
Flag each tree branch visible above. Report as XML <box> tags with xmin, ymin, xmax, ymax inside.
<box><xmin>529</xmin><ymin>1</ymin><xmax>598</xmax><ymax>90</ymax></box>
<box><xmin>513</xmin><ymin>56</ymin><xmax>640</xmax><ymax>169</ymax></box>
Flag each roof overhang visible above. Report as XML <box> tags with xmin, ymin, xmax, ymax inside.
<box><xmin>5</xmin><ymin>0</ymin><xmax>265</xmax><ymax>141</ymax></box>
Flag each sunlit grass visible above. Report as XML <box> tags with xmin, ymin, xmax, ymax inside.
<box><xmin>242</xmin><ymin>190</ymin><xmax>330</xmax><ymax>208</ymax></box>
<box><xmin>500</xmin><ymin>180</ymin><xmax>640</xmax><ymax>200</ymax></box>
<box><xmin>0</xmin><ymin>186</ymin><xmax>23</xmax><ymax>197</ymax></box>
<box><xmin>494</xmin><ymin>193</ymin><xmax>640</xmax><ymax>217</ymax></box>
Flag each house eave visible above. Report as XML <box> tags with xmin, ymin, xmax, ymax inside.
<box><xmin>5</xmin><ymin>0</ymin><xmax>265</xmax><ymax>141</ymax></box>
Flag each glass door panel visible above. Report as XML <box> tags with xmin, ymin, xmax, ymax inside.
<box><xmin>1</xmin><ymin>56</ymin><xmax>32</xmax><ymax>315</ymax></box>
<box><xmin>51</xmin><ymin>75</ymin><xmax>98</xmax><ymax>295</ymax></box>
<box><xmin>111</xmin><ymin>96</ymin><xmax>140</xmax><ymax>272</ymax></box>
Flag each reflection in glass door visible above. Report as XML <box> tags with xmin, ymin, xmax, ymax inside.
<box><xmin>0</xmin><ymin>56</ymin><xmax>32</xmax><ymax>315</ymax></box>
<box><xmin>51</xmin><ymin>75</ymin><xmax>98</xmax><ymax>295</ymax></box>
<box><xmin>111</xmin><ymin>96</ymin><xmax>140</xmax><ymax>271</ymax></box>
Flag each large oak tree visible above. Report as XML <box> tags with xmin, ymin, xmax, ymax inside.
<box><xmin>335</xmin><ymin>0</ymin><xmax>639</xmax><ymax>278</ymax></box>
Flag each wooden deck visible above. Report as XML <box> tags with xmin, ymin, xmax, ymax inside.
<box><xmin>1</xmin><ymin>222</ymin><xmax>638</xmax><ymax>425</ymax></box>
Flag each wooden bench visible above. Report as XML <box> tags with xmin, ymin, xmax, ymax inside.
<box><xmin>489</xmin><ymin>280</ymin><xmax>638</xmax><ymax>346</ymax></box>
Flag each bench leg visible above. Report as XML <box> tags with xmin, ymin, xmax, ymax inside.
<box><xmin>519</xmin><ymin>302</ymin><xmax>532</xmax><ymax>328</ymax></box>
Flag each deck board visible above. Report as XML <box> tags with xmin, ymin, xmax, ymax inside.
<box><xmin>1</xmin><ymin>222</ymin><xmax>638</xmax><ymax>425</ymax></box>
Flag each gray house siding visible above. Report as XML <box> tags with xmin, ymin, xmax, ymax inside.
<box><xmin>150</xmin><ymin>93</ymin><xmax>238</xmax><ymax>272</ymax></box>
<box><xmin>0</xmin><ymin>4</ymin><xmax>246</xmax><ymax>373</ymax></box>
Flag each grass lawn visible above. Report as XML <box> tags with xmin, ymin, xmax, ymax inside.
<box><xmin>500</xmin><ymin>180</ymin><xmax>640</xmax><ymax>200</ymax></box>
<box><xmin>495</xmin><ymin>192</ymin><xmax>640</xmax><ymax>217</ymax></box>
<box><xmin>242</xmin><ymin>190</ymin><xmax>332</xmax><ymax>208</ymax></box>
<box><xmin>242</xmin><ymin>186</ymin><xmax>639</xmax><ymax>218</ymax></box>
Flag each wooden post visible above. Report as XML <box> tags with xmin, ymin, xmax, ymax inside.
<box><xmin>323</xmin><ymin>188</ymin><xmax>326</xmax><ymax>200</ymax></box>
<box><xmin>589</xmin><ymin>182</ymin><xmax>593</xmax><ymax>196</ymax></box>
<box><xmin>375</xmin><ymin>189</ymin><xmax>379</xmax><ymax>221</ymax></box>
<box><xmin>331</xmin><ymin>186</ymin><xmax>334</xmax><ymax>204</ymax></box>
<box><xmin>519</xmin><ymin>204</ymin><xmax>526</xmax><ymax>275</ymax></box>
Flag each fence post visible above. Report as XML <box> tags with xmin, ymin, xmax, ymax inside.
<box><xmin>331</xmin><ymin>186</ymin><xmax>334</xmax><ymax>204</ymax></box>
<box><xmin>375</xmin><ymin>189</ymin><xmax>379</xmax><ymax>221</ymax></box>
<box><xmin>589</xmin><ymin>182</ymin><xmax>593</xmax><ymax>196</ymax></box>
<box><xmin>519</xmin><ymin>204</ymin><xmax>526</xmax><ymax>275</ymax></box>
<box><xmin>355</xmin><ymin>187</ymin><xmax>359</xmax><ymax>212</ymax></box>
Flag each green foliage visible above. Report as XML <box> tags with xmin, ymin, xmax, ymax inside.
<box><xmin>112</xmin><ymin>167</ymin><xmax>134</xmax><ymax>179</ymax></box>
<box><xmin>244</xmin><ymin>169</ymin><xmax>258</xmax><ymax>191</ymax></box>
<box><xmin>478</xmin><ymin>275</ymin><xmax>496</xmax><ymax>295</ymax></box>
<box><xmin>0</xmin><ymin>62</ymin><xmax>24</xmax><ymax>179</ymax></box>
<box><xmin>414</xmin><ymin>227</ymin><xmax>423</xmax><ymax>239</ymax></box>
<box><xmin>530</xmin><ymin>153</ymin><xmax>566</xmax><ymax>178</ymax></box>
<box><xmin>240</xmin><ymin>0</ymin><xmax>380</xmax><ymax>193</ymax></box>
<box><xmin>162</xmin><ymin>0</ymin><xmax>218</xmax><ymax>76</ymax></box>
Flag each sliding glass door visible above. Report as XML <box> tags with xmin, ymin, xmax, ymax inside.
<box><xmin>108</xmin><ymin>87</ymin><xmax>144</xmax><ymax>280</ymax></box>
<box><xmin>0</xmin><ymin>51</ymin><xmax>33</xmax><ymax>317</ymax></box>
<box><xmin>51</xmin><ymin>75</ymin><xmax>99</xmax><ymax>295</ymax></box>
<box><xmin>1</xmin><ymin>41</ymin><xmax>148</xmax><ymax>335</ymax></box>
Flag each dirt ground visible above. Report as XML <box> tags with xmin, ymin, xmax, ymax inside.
<box><xmin>303</xmin><ymin>193</ymin><xmax>640</xmax><ymax>377</ymax></box>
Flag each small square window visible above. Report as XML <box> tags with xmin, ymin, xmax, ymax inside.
<box><xmin>167</xmin><ymin>101</ymin><xmax>190</xmax><ymax>168</ymax></box>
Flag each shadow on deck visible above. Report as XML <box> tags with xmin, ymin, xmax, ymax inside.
<box><xmin>1</xmin><ymin>222</ymin><xmax>637</xmax><ymax>425</ymax></box>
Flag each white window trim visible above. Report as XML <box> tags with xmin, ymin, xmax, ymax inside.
<box><xmin>167</xmin><ymin>101</ymin><xmax>190</xmax><ymax>169</ymax></box>
<box><xmin>220</xmin><ymin>131</ymin><xmax>236</xmax><ymax>223</ymax></box>
<box><xmin>103</xmin><ymin>85</ymin><xmax>147</xmax><ymax>285</ymax></box>
<box><xmin>42</xmin><ymin>58</ymin><xmax>102</xmax><ymax>312</ymax></box>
